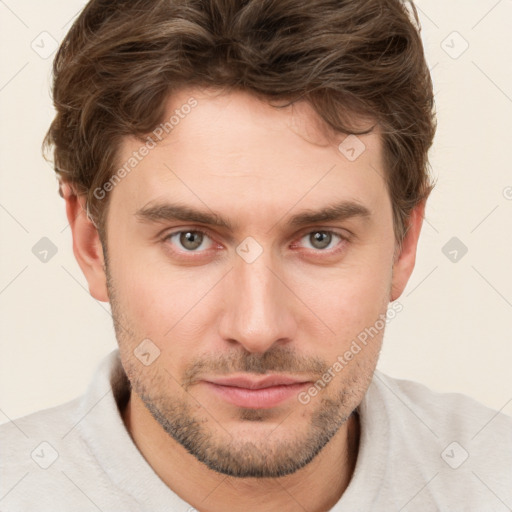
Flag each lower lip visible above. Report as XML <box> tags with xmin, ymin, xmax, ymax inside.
<box><xmin>203</xmin><ymin>382</ymin><xmax>309</xmax><ymax>409</ymax></box>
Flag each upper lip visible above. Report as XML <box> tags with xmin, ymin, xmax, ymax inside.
<box><xmin>205</xmin><ymin>375</ymin><xmax>310</xmax><ymax>390</ymax></box>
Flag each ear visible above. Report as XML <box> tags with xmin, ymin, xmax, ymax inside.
<box><xmin>390</xmin><ymin>200</ymin><xmax>426</xmax><ymax>301</ymax></box>
<box><xmin>61</xmin><ymin>182</ymin><xmax>109</xmax><ymax>302</ymax></box>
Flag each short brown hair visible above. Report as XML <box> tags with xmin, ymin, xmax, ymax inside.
<box><xmin>43</xmin><ymin>0</ymin><xmax>436</xmax><ymax>245</ymax></box>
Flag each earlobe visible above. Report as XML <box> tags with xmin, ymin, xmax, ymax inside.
<box><xmin>390</xmin><ymin>200</ymin><xmax>426</xmax><ymax>301</ymax></box>
<box><xmin>61</xmin><ymin>182</ymin><xmax>109</xmax><ymax>303</ymax></box>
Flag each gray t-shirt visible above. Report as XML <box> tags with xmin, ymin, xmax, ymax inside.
<box><xmin>1</xmin><ymin>350</ymin><xmax>511</xmax><ymax>511</ymax></box>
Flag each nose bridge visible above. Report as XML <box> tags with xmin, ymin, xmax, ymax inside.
<box><xmin>220</xmin><ymin>247</ymin><xmax>296</xmax><ymax>353</ymax></box>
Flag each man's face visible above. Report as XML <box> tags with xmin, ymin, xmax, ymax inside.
<box><xmin>104</xmin><ymin>87</ymin><xmax>397</xmax><ymax>478</ymax></box>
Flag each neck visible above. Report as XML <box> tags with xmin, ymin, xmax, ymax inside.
<box><xmin>122</xmin><ymin>392</ymin><xmax>360</xmax><ymax>512</ymax></box>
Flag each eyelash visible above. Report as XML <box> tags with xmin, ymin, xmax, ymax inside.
<box><xmin>161</xmin><ymin>228</ymin><xmax>349</xmax><ymax>258</ymax></box>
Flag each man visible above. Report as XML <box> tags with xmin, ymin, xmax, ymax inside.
<box><xmin>1</xmin><ymin>0</ymin><xmax>510</xmax><ymax>510</ymax></box>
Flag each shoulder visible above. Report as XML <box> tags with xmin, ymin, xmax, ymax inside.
<box><xmin>372</xmin><ymin>370</ymin><xmax>512</xmax><ymax>439</ymax></box>
<box><xmin>0</xmin><ymin>351</ymin><xmax>124</xmax><ymax>511</ymax></box>
<box><xmin>359</xmin><ymin>371</ymin><xmax>512</xmax><ymax>510</ymax></box>
<box><xmin>0</xmin><ymin>395</ymin><xmax>92</xmax><ymax>469</ymax></box>
<box><xmin>0</xmin><ymin>350</ymin><xmax>120</xmax><ymax>471</ymax></box>
<box><xmin>0</xmin><ymin>395</ymin><xmax>83</xmax><ymax>454</ymax></box>
<box><xmin>0</xmin><ymin>397</ymin><xmax>98</xmax><ymax>510</ymax></box>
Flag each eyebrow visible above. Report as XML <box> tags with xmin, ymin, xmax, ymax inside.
<box><xmin>134</xmin><ymin>200</ymin><xmax>372</xmax><ymax>231</ymax></box>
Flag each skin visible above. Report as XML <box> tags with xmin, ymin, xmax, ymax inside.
<box><xmin>63</xmin><ymin>87</ymin><xmax>425</xmax><ymax>512</ymax></box>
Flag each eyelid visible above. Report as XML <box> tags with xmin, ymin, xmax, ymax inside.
<box><xmin>162</xmin><ymin>227</ymin><xmax>213</xmax><ymax>240</ymax></box>
<box><xmin>162</xmin><ymin>227</ymin><xmax>219</xmax><ymax>253</ymax></box>
<box><xmin>161</xmin><ymin>226</ymin><xmax>351</xmax><ymax>255</ymax></box>
<box><xmin>291</xmin><ymin>228</ymin><xmax>350</xmax><ymax>250</ymax></box>
<box><xmin>294</xmin><ymin>227</ymin><xmax>351</xmax><ymax>242</ymax></box>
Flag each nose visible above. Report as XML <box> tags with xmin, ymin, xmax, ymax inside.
<box><xmin>218</xmin><ymin>249</ymin><xmax>298</xmax><ymax>354</ymax></box>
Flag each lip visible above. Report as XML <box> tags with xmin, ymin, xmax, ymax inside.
<box><xmin>202</xmin><ymin>375</ymin><xmax>310</xmax><ymax>409</ymax></box>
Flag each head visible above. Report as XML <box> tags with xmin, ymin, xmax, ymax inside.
<box><xmin>45</xmin><ymin>0</ymin><xmax>436</xmax><ymax>478</ymax></box>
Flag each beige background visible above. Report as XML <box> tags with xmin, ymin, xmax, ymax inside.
<box><xmin>1</xmin><ymin>0</ymin><xmax>511</xmax><ymax>422</ymax></box>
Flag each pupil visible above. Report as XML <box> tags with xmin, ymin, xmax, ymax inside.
<box><xmin>311</xmin><ymin>231</ymin><xmax>331</xmax><ymax>249</ymax></box>
<box><xmin>181</xmin><ymin>231</ymin><xmax>202</xmax><ymax>250</ymax></box>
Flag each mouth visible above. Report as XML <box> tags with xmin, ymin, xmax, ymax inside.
<box><xmin>202</xmin><ymin>375</ymin><xmax>311</xmax><ymax>409</ymax></box>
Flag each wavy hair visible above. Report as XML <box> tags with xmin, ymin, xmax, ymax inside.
<box><xmin>43</xmin><ymin>0</ymin><xmax>436</xmax><ymax>245</ymax></box>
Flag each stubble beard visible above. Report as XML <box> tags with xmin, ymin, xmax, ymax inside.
<box><xmin>105</xmin><ymin>257</ymin><xmax>376</xmax><ymax>478</ymax></box>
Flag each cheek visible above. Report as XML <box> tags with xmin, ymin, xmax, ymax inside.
<box><xmin>109</xmin><ymin>216</ymin><xmax>394</xmax><ymax>351</ymax></box>
<box><xmin>107</xmin><ymin>245</ymin><xmax>173</xmax><ymax>338</ymax></box>
<box><xmin>112</xmin><ymin>256</ymin><xmax>223</xmax><ymax>352</ymax></box>
<box><xmin>293</xmin><ymin>256</ymin><xmax>392</xmax><ymax>346</ymax></box>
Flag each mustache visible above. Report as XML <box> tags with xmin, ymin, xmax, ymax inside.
<box><xmin>181</xmin><ymin>345</ymin><xmax>328</xmax><ymax>388</ymax></box>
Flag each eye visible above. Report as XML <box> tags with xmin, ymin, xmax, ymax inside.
<box><xmin>297</xmin><ymin>230</ymin><xmax>346</xmax><ymax>251</ymax></box>
<box><xmin>164</xmin><ymin>230</ymin><xmax>213</xmax><ymax>252</ymax></box>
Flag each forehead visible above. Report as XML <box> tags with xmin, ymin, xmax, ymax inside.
<box><xmin>110</xmin><ymin>87</ymin><xmax>388</xmax><ymax>222</ymax></box>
